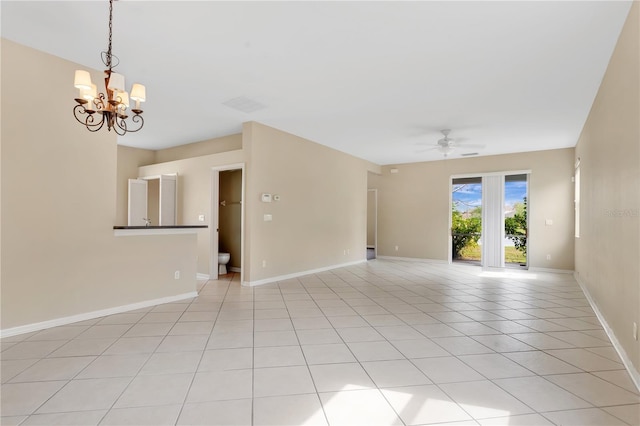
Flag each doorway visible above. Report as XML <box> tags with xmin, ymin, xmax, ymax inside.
<box><xmin>210</xmin><ymin>164</ymin><xmax>245</xmax><ymax>283</ymax></box>
<box><xmin>449</xmin><ymin>171</ymin><xmax>530</xmax><ymax>269</ymax></box>
<box><xmin>367</xmin><ymin>189</ymin><xmax>377</xmax><ymax>260</ymax></box>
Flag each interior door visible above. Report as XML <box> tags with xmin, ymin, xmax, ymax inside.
<box><xmin>159</xmin><ymin>174</ymin><xmax>177</xmax><ymax>226</ymax></box>
<box><xmin>128</xmin><ymin>179</ymin><xmax>148</xmax><ymax>226</ymax></box>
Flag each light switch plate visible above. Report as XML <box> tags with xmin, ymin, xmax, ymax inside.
<box><xmin>261</xmin><ymin>193</ymin><xmax>272</xmax><ymax>203</ymax></box>
<box><xmin>198</xmin><ymin>214</ymin><xmax>205</xmax><ymax>222</ymax></box>
<box><xmin>264</xmin><ymin>214</ymin><xmax>273</xmax><ymax>222</ymax></box>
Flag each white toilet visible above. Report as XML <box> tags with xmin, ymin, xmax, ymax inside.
<box><xmin>218</xmin><ymin>252</ymin><xmax>230</xmax><ymax>275</ymax></box>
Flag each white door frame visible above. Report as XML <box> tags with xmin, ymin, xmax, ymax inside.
<box><xmin>367</xmin><ymin>189</ymin><xmax>378</xmax><ymax>259</ymax></box>
<box><xmin>210</xmin><ymin>163</ymin><xmax>245</xmax><ymax>284</ymax></box>
<box><xmin>449</xmin><ymin>170</ymin><xmax>531</xmax><ymax>265</ymax></box>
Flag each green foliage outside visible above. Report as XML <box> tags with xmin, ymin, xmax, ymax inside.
<box><xmin>459</xmin><ymin>245</ymin><xmax>526</xmax><ymax>263</ymax></box>
<box><xmin>505</xmin><ymin>197</ymin><xmax>527</xmax><ymax>255</ymax></box>
<box><xmin>451</xmin><ymin>206</ymin><xmax>481</xmax><ymax>259</ymax></box>
<box><xmin>452</xmin><ymin>197</ymin><xmax>527</xmax><ymax>263</ymax></box>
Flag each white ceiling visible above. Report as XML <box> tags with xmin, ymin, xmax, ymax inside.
<box><xmin>1</xmin><ymin>1</ymin><xmax>632</xmax><ymax>165</ymax></box>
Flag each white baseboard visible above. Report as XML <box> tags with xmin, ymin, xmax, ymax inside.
<box><xmin>0</xmin><ymin>291</ymin><xmax>199</xmax><ymax>338</ymax></box>
<box><xmin>377</xmin><ymin>255</ymin><xmax>448</xmax><ymax>264</ymax></box>
<box><xmin>230</xmin><ymin>267</ymin><xmax>242</xmax><ymax>273</ymax></box>
<box><xmin>574</xmin><ymin>272</ymin><xmax>640</xmax><ymax>392</ymax></box>
<box><xmin>196</xmin><ymin>273</ymin><xmax>210</xmax><ymax>280</ymax></box>
<box><xmin>244</xmin><ymin>259</ymin><xmax>367</xmax><ymax>287</ymax></box>
<box><xmin>529</xmin><ymin>267</ymin><xmax>574</xmax><ymax>274</ymax></box>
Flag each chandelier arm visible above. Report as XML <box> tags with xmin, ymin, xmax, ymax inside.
<box><xmin>113</xmin><ymin>115</ymin><xmax>127</xmax><ymax>136</ymax></box>
<box><xmin>85</xmin><ymin>116</ymin><xmax>106</xmax><ymax>132</ymax></box>
<box><xmin>125</xmin><ymin>113</ymin><xmax>144</xmax><ymax>133</ymax></box>
<box><xmin>73</xmin><ymin>105</ymin><xmax>107</xmax><ymax>132</ymax></box>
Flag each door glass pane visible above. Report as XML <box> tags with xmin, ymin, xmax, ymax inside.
<box><xmin>452</xmin><ymin>177</ymin><xmax>482</xmax><ymax>265</ymax></box>
<box><xmin>504</xmin><ymin>174</ymin><xmax>528</xmax><ymax>268</ymax></box>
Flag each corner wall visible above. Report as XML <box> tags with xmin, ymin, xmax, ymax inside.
<box><xmin>369</xmin><ymin>148</ymin><xmax>575</xmax><ymax>270</ymax></box>
<box><xmin>1</xmin><ymin>39</ymin><xmax>197</xmax><ymax>331</ymax></box>
<box><xmin>574</xmin><ymin>2</ymin><xmax>640</xmax><ymax>374</ymax></box>
<box><xmin>243</xmin><ymin>122</ymin><xmax>373</xmax><ymax>283</ymax></box>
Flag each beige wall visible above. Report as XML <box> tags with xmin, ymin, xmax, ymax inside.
<box><xmin>1</xmin><ymin>39</ymin><xmax>198</xmax><ymax>330</ymax></box>
<box><xmin>138</xmin><ymin>150</ymin><xmax>245</xmax><ymax>275</ymax></box>
<box><xmin>154</xmin><ymin>134</ymin><xmax>242</xmax><ymax>164</ymax></box>
<box><xmin>219</xmin><ymin>170</ymin><xmax>243</xmax><ymax>269</ymax></box>
<box><xmin>243</xmin><ymin>122</ymin><xmax>373</xmax><ymax>283</ymax></box>
<box><xmin>575</xmin><ymin>2</ymin><xmax>640</xmax><ymax>372</ymax></box>
<box><xmin>369</xmin><ymin>148</ymin><xmax>575</xmax><ymax>270</ymax></box>
<box><xmin>115</xmin><ymin>146</ymin><xmax>155</xmax><ymax>225</ymax></box>
<box><xmin>138</xmin><ymin>122</ymin><xmax>375</xmax><ymax>283</ymax></box>
<box><xmin>367</xmin><ymin>189</ymin><xmax>376</xmax><ymax>247</ymax></box>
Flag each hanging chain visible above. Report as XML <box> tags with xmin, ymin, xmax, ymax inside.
<box><xmin>106</xmin><ymin>0</ymin><xmax>113</xmax><ymax>70</ymax></box>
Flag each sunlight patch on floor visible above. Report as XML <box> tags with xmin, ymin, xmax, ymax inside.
<box><xmin>478</xmin><ymin>270</ymin><xmax>538</xmax><ymax>280</ymax></box>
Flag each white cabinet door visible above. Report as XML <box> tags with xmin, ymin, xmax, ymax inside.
<box><xmin>128</xmin><ymin>179</ymin><xmax>148</xmax><ymax>226</ymax></box>
<box><xmin>159</xmin><ymin>174</ymin><xmax>177</xmax><ymax>226</ymax></box>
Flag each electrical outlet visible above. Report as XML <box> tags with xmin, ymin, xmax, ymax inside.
<box><xmin>634</xmin><ymin>322</ymin><xmax>638</xmax><ymax>341</ymax></box>
<box><xmin>262</xmin><ymin>260</ymin><xmax>267</xmax><ymax>268</ymax></box>
<box><xmin>343</xmin><ymin>250</ymin><xmax>346</xmax><ymax>255</ymax></box>
<box><xmin>546</xmin><ymin>254</ymin><xmax>551</xmax><ymax>260</ymax></box>
<box><xmin>174</xmin><ymin>270</ymin><xmax>180</xmax><ymax>280</ymax></box>
<box><xmin>395</xmin><ymin>245</ymin><xmax>399</xmax><ymax>251</ymax></box>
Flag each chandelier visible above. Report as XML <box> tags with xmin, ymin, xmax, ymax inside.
<box><xmin>73</xmin><ymin>0</ymin><xmax>146</xmax><ymax>135</ymax></box>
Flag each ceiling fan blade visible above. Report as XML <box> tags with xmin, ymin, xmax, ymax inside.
<box><xmin>416</xmin><ymin>147</ymin><xmax>439</xmax><ymax>153</ymax></box>
<box><xmin>456</xmin><ymin>143</ymin><xmax>485</xmax><ymax>149</ymax></box>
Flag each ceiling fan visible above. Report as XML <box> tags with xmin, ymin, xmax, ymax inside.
<box><xmin>419</xmin><ymin>129</ymin><xmax>484</xmax><ymax>158</ymax></box>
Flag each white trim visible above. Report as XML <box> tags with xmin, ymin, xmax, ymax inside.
<box><xmin>0</xmin><ymin>291</ymin><xmax>199</xmax><ymax>338</ymax></box>
<box><xmin>377</xmin><ymin>255</ymin><xmax>448</xmax><ymax>264</ymax></box>
<box><xmin>451</xmin><ymin>169</ymin><xmax>532</xmax><ymax>179</ymax></box>
<box><xmin>230</xmin><ymin>267</ymin><xmax>242</xmax><ymax>273</ymax></box>
<box><xmin>114</xmin><ymin>228</ymin><xmax>202</xmax><ymax>236</ymax></box>
<box><xmin>245</xmin><ymin>260</ymin><xmax>367</xmax><ymax>287</ymax></box>
<box><xmin>574</xmin><ymin>272</ymin><xmax>640</xmax><ymax>392</ymax></box>
<box><xmin>528</xmin><ymin>267</ymin><xmax>574</xmax><ymax>274</ymax></box>
<box><xmin>196</xmin><ymin>273</ymin><xmax>210</xmax><ymax>280</ymax></box>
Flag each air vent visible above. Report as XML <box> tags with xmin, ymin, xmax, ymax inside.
<box><xmin>461</xmin><ymin>152</ymin><xmax>479</xmax><ymax>157</ymax></box>
<box><xmin>222</xmin><ymin>96</ymin><xmax>266</xmax><ymax>113</ymax></box>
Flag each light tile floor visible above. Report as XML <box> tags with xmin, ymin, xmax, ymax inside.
<box><xmin>2</xmin><ymin>260</ymin><xmax>639</xmax><ymax>425</ymax></box>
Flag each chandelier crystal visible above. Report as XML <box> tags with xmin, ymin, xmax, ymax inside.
<box><xmin>73</xmin><ymin>0</ymin><xmax>145</xmax><ymax>135</ymax></box>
